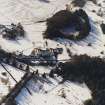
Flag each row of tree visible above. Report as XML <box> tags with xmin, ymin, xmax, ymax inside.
<box><xmin>1</xmin><ymin>23</ymin><xmax>25</xmax><ymax>40</ymax></box>
<box><xmin>71</xmin><ymin>0</ymin><xmax>97</xmax><ymax>8</ymax></box>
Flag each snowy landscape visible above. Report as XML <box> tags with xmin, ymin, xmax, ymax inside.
<box><xmin>0</xmin><ymin>0</ymin><xmax>105</xmax><ymax>105</ymax></box>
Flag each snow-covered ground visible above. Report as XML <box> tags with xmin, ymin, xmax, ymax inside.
<box><xmin>0</xmin><ymin>0</ymin><xmax>105</xmax><ymax>105</ymax></box>
<box><xmin>0</xmin><ymin>64</ymin><xmax>24</xmax><ymax>101</ymax></box>
<box><xmin>0</xmin><ymin>0</ymin><xmax>105</xmax><ymax>57</ymax></box>
<box><xmin>15</xmin><ymin>76</ymin><xmax>91</xmax><ymax>105</ymax></box>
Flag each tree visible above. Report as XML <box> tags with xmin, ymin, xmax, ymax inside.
<box><xmin>42</xmin><ymin>73</ymin><xmax>46</xmax><ymax>78</ymax></box>
<box><xmin>26</xmin><ymin>65</ymin><xmax>30</xmax><ymax>72</ymax></box>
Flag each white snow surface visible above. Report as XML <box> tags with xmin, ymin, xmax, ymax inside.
<box><xmin>15</xmin><ymin>76</ymin><xmax>91</xmax><ymax>105</ymax></box>
<box><xmin>0</xmin><ymin>0</ymin><xmax>105</xmax><ymax>105</ymax></box>
<box><xmin>0</xmin><ymin>64</ymin><xmax>25</xmax><ymax>101</ymax></box>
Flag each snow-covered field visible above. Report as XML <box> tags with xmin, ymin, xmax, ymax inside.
<box><xmin>15</xmin><ymin>76</ymin><xmax>91</xmax><ymax>105</ymax></box>
<box><xmin>0</xmin><ymin>0</ymin><xmax>105</xmax><ymax>105</ymax></box>
<box><xmin>0</xmin><ymin>64</ymin><xmax>25</xmax><ymax>101</ymax></box>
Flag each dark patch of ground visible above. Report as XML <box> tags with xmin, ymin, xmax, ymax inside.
<box><xmin>38</xmin><ymin>0</ymin><xmax>50</xmax><ymax>3</ymax></box>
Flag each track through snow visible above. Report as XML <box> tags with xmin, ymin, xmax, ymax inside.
<box><xmin>0</xmin><ymin>0</ymin><xmax>105</xmax><ymax>105</ymax></box>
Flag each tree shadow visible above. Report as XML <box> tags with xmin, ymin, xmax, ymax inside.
<box><xmin>55</xmin><ymin>18</ymin><xmax>102</xmax><ymax>48</ymax></box>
